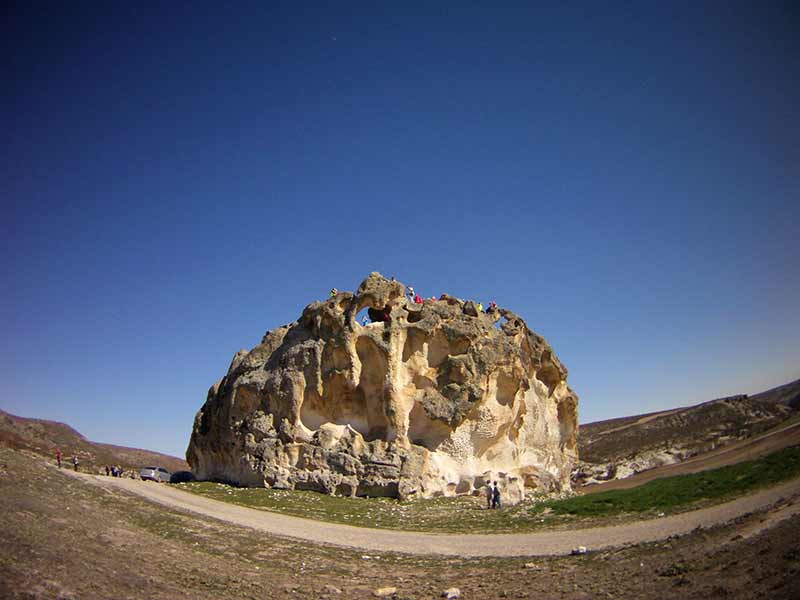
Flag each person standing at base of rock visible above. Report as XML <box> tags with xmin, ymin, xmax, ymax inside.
<box><xmin>492</xmin><ymin>481</ymin><xmax>502</xmax><ymax>509</ymax></box>
<box><xmin>485</xmin><ymin>482</ymin><xmax>493</xmax><ymax>509</ymax></box>
<box><xmin>72</xmin><ymin>455</ymin><xmax>79</xmax><ymax>472</ymax></box>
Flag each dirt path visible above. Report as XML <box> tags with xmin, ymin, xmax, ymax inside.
<box><xmin>63</xmin><ymin>468</ymin><xmax>800</xmax><ymax>558</ymax></box>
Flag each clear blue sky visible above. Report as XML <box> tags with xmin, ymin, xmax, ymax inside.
<box><xmin>2</xmin><ymin>2</ymin><xmax>798</xmax><ymax>458</ymax></box>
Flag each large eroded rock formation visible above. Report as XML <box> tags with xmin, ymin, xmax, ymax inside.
<box><xmin>187</xmin><ymin>273</ymin><xmax>578</xmax><ymax>502</ymax></box>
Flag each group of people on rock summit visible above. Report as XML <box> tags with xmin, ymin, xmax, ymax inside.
<box><xmin>329</xmin><ymin>284</ymin><xmax>499</xmax><ymax>325</ymax></box>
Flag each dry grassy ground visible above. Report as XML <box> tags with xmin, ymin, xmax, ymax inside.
<box><xmin>2</xmin><ymin>447</ymin><xmax>800</xmax><ymax>599</ymax></box>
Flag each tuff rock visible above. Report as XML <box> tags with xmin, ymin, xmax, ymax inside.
<box><xmin>187</xmin><ymin>273</ymin><xmax>579</xmax><ymax>502</ymax></box>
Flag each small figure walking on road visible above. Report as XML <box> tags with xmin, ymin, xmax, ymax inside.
<box><xmin>105</xmin><ymin>465</ymin><xmax>110</xmax><ymax>476</ymax></box>
<box><xmin>491</xmin><ymin>481</ymin><xmax>502</xmax><ymax>510</ymax></box>
<box><xmin>72</xmin><ymin>455</ymin><xmax>79</xmax><ymax>472</ymax></box>
<box><xmin>56</xmin><ymin>448</ymin><xmax>62</xmax><ymax>468</ymax></box>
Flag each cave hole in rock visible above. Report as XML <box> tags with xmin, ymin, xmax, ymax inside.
<box><xmin>354</xmin><ymin>336</ymin><xmax>392</xmax><ymax>441</ymax></box>
<box><xmin>455</xmin><ymin>479</ymin><xmax>472</xmax><ymax>494</ymax></box>
<box><xmin>230</xmin><ymin>385</ymin><xmax>264</xmax><ymax>422</ymax></box>
<box><xmin>366</xmin><ymin>305</ymin><xmax>391</xmax><ymax>324</ymax></box>
<box><xmin>404</xmin><ymin>307</ymin><xmax>423</xmax><ymax>323</ymax></box>
<box><xmin>299</xmin><ymin>387</ymin><xmax>371</xmax><ymax>438</ymax></box>
<box><xmin>407</xmin><ymin>402</ymin><xmax>451</xmax><ymax>451</ymax></box>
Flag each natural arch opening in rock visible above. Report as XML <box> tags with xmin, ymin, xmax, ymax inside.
<box><xmin>367</xmin><ymin>305</ymin><xmax>391</xmax><ymax>323</ymax></box>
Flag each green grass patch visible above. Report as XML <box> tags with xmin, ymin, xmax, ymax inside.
<box><xmin>174</xmin><ymin>482</ymin><xmax>528</xmax><ymax>533</ymax></box>
<box><xmin>176</xmin><ymin>445</ymin><xmax>800</xmax><ymax>532</ymax></box>
<box><xmin>537</xmin><ymin>444</ymin><xmax>800</xmax><ymax>517</ymax></box>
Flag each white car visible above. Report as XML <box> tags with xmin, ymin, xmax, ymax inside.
<box><xmin>140</xmin><ymin>466</ymin><xmax>171</xmax><ymax>483</ymax></box>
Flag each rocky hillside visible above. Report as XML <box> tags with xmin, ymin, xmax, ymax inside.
<box><xmin>188</xmin><ymin>272</ymin><xmax>578</xmax><ymax>503</ymax></box>
<box><xmin>574</xmin><ymin>378</ymin><xmax>800</xmax><ymax>485</ymax></box>
<box><xmin>0</xmin><ymin>409</ymin><xmax>188</xmax><ymax>473</ymax></box>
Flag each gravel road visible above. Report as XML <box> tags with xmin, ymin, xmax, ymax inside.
<box><xmin>64</xmin><ymin>469</ymin><xmax>800</xmax><ymax>557</ymax></box>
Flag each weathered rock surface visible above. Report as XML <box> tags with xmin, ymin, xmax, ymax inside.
<box><xmin>187</xmin><ymin>273</ymin><xmax>579</xmax><ymax>502</ymax></box>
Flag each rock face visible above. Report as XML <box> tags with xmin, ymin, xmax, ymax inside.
<box><xmin>187</xmin><ymin>273</ymin><xmax>578</xmax><ymax>502</ymax></box>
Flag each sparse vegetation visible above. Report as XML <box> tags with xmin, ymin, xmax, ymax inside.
<box><xmin>177</xmin><ymin>445</ymin><xmax>800</xmax><ymax>532</ymax></box>
<box><xmin>578</xmin><ymin>388</ymin><xmax>799</xmax><ymax>464</ymax></box>
<box><xmin>538</xmin><ymin>444</ymin><xmax>800</xmax><ymax>517</ymax></box>
<box><xmin>3</xmin><ymin>443</ymin><xmax>800</xmax><ymax>599</ymax></box>
<box><xmin>175</xmin><ymin>482</ymin><xmax>532</xmax><ymax>533</ymax></box>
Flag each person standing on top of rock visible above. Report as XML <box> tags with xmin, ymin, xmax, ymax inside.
<box><xmin>414</xmin><ymin>293</ymin><xmax>423</xmax><ymax>304</ymax></box>
<box><xmin>330</xmin><ymin>288</ymin><xmax>338</xmax><ymax>298</ymax></box>
<box><xmin>487</xmin><ymin>300</ymin><xmax>498</xmax><ymax>313</ymax></box>
<box><xmin>476</xmin><ymin>302</ymin><xmax>484</xmax><ymax>313</ymax></box>
<box><xmin>407</xmin><ymin>286</ymin><xmax>415</xmax><ymax>301</ymax></box>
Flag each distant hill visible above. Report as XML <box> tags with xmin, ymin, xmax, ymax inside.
<box><xmin>575</xmin><ymin>378</ymin><xmax>800</xmax><ymax>485</ymax></box>
<box><xmin>0</xmin><ymin>409</ymin><xmax>188</xmax><ymax>474</ymax></box>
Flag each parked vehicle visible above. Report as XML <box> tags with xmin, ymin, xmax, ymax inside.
<box><xmin>140</xmin><ymin>466</ymin><xmax>171</xmax><ymax>482</ymax></box>
<box><xmin>170</xmin><ymin>470</ymin><xmax>195</xmax><ymax>484</ymax></box>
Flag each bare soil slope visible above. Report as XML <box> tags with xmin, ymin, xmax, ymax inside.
<box><xmin>576</xmin><ymin>379</ymin><xmax>800</xmax><ymax>485</ymax></box>
<box><xmin>583</xmin><ymin>419</ymin><xmax>800</xmax><ymax>494</ymax></box>
<box><xmin>0</xmin><ymin>409</ymin><xmax>188</xmax><ymax>473</ymax></box>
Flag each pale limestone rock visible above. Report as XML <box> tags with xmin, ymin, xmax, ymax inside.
<box><xmin>187</xmin><ymin>273</ymin><xmax>579</xmax><ymax>502</ymax></box>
